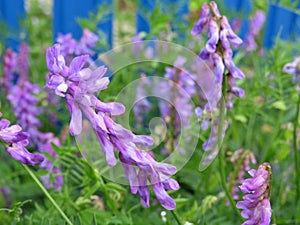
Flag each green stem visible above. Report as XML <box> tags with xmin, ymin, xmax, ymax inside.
<box><xmin>170</xmin><ymin>210</ymin><xmax>183</xmax><ymax>225</ymax></box>
<box><xmin>22</xmin><ymin>165</ymin><xmax>73</xmax><ymax>225</ymax></box>
<box><xmin>217</xmin><ymin>81</ymin><xmax>242</xmax><ymax>220</ymax></box>
<box><xmin>169</xmin><ymin>76</ymin><xmax>178</xmax><ymax>153</ymax></box>
<box><xmin>293</xmin><ymin>94</ymin><xmax>300</xmax><ymax>204</ymax></box>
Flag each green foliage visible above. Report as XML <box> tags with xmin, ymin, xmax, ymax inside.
<box><xmin>1</xmin><ymin>1</ymin><xmax>300</xmax><ymax>224</ymax></box>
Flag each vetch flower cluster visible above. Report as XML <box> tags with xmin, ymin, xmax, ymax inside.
<box><xmin>244</xmin><ymin>10</ymin><xmax>266</xmax><ymax>52</ymax></box>
<box><xmin>0</xmin><ymin>112</ymin><xmax>44</xmax><ymax>165</ymax></box>
<box><xmin>3</xmin><ymin>44</ymin><xmax>63</xmax><ymax>190</ymax></box>
<box><xmin>2</xmin><ymin>48</ymin><xmax>17</xmax><ymax>92</ymax></box>
<box><xmin>46</xmin><ymin>44</ymin><xmax>179</xmax><ymax>210</ymax></box>
<box><xmin>56</xmin><ymin>29</ymin><xmax>99</xmax><ymax>62</ymax></box>
<box><xmin>227</xmin><ymin>149</ymin><xmax>256</xmax><ymax>201</ymax></box>
<box><xmin>192</xmin><ymin>1</ymin><xmax>245</xmax><ymax>111</ymax></box>
<box><xmin>191</xmin><ymin>2</ymin><xmax>245</xmax><ymax>162</ymax></box>
<box><xmin>237</xmin><ymin>162</ymin><xmax>272</xmax><ymax>225</ymax></box>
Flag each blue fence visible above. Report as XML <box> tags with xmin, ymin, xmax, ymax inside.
<box><xmin>53</xmin><ymin>0</ymin><xmax>113</xmax><ymax>47</ymax></box>
<box><xmin>1</xmin><ymin>0</ymin><xmax>300</xmax><ymax>50</ymax></box>
<box><xmin>264</xmin><ymin>2</ymin><xmax>300</xmax><ymax>48</ymax></box>
<box><xmin>0</xmin><ymin>0</ymin><xmax>25</xmax><ymax>50</ymax></box>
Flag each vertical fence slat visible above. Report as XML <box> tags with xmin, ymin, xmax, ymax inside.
<box><xmin>136</xmin><ymin>0</ymin><xmax>189</xmax><ymax>40</ymax></box>
<box><xmin>0</xmin><ymin>0</ymin><xmax>25</xmax><ymax>50</ymax></box>
<box><xmin>53</xmin><ymin>0</ymin><xmax>113</xmax><ymax>48</ymax></box>
<box><xmin>263</xmin><ymin>4</ymin><xmax>275</xmax><ymax>48</ymax></box>
<box><xmin>294</xmin><ymin>13</ymin><xmax>300</xmax><ymax>37</ymax></box>
<box><xmin>263</xmin><ymin>4</ymin><xmax>295</xmax><ymax>48</ymax></box>
<box><xmin>136</xmin><ymin>0</ymin><xmax>155</xmax><ymax>34</ymax></box>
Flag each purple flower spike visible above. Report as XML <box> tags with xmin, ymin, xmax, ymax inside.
<box><xmin>192</xmin><ymin>1</ymin><xmax>245</xmax><ymax>116</ymax></box>
<box><xmin>245</xmin><ymin>10</ymin><xmax>265</xmax><ymax>51</ymax></box>
<box><xmin>3</xmin><ymin>44</ymin><xmax>64</xmax><ymax>189</ymax></box>
<box><xmin>2</xmin><ymin>48</ymin><xmax>17</xmax><ymax>91</ymax></box>
<box><xmin>46</xmin><ymin>44</ymin><xmax>179</xmax><ymax>210</ymax></box>
<box><xmin>17</xmin><ymin>43</ymin><xmax>30</xmax><ymax>81</ymax></box>
<box><xmin>191</xmin><ymin>2</ymin><xmax>210</xmax><ymax>36</ymax></box>
<box><xmin>227</xmin><ymin>149</ymin><xmax>256</xmax><ymax>203</ymax></box>
<box><xmin>237</xmin><ymin>163</ymin><xmax>272</xmax><ymax>225</ymax></box>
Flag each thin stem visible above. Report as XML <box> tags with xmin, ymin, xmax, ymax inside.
<box><xmin>217</xmin><ymin>80</ymin><xmax>242</xmax><ymax>220</ymax></box>
<box><xmin>169</xmin><ymin>76</ymin><xmax>178</xmax><ymax>153</ymax></box>
<box><xmin>22</xmin><ymin>164</ymin><xmax>73</xmax><ymax>225</ymax></box>
<box><xmin>170</xmin><ymin>210</ymin><xmax>183</xmax><ymax>225</ymax></box>
<box><xmin>293</xmin><ymin>94</ymin><xmax>300</xmax><ymax>204</ymax></box>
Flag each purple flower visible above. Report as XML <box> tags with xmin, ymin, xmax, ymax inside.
<box><xmin>0</xmin><ymin>112</ymin><xmax>44</xmax><ymax>165</ymax></box>
<box><xmin>282</xmin><ymin>56</ymin><xmax>300</xmax><ymax>83</ymax></box>
<box><xmin>76</xmin><ymin>29</ymin><xmax>99</xmax><ymax>56</ymax></box>
<box><xmin>244</xmin><ymin>10</ymin><xmax>266</xmax><ymax>52</ymax></box>
<box><xmin>56</xmin><ymin>33</ymin><xmax>77</xmax><ymax>60</ymax></box>
<box><xmin>206</xmin><ymin>19</ymin><xmax>219</xmax><ymax>53</ymax></box>
<box><xmin>195</xmin><ymin>107</ymin><xmax>203</xmax><ymax>118</ymax></box>
<box><xmin>2</xmin><ymin>48</ymin><xmax>17</xmax><ymax>91</ymax></box>
<box><xmin>4</xmin><ymin>44</ymin><xmax>63</xmax><ymax>188</ymax></box>
<box><xmin>227</xmin><ymin>149</ymin><xmax>256</xmax><ymax>202</ymax></box>
<box><xmin>8</xmin><ymin>82</ymin><xmax>43</xmax><ymax>131</ymax></box>
<box><xmin>219</xmin><ymin>16</ymin><xmax>243</xmax><ymax>48</ymax></box>
<box><xmin>16</xmin><ymin>43</ymin><xmax>29</xmax><ymax>81</ymax></box>
<box><xmin>56</xmin><ymin>29</ymin><xmax>98</xmax><ymax>62</ymax></box>
<box><xmin>237</xmin><ymin>162</ymin><xmax>272</xmax><ymax>225</ymax></box>
<box><xmin>191</xmin><ymin>2</ymin><xmax>210</xmax><ymax>36</ymax></box>
<box><xmin>45</xmin><ymin>44</ymin><xmax>179</xmax><ymax>210</ymax></box>
<box><xmin>192</xmin><ymin>2</ymin><xmax>246</xmax><ymax>168</ymax></box>
<box><xmin>192</xmin><ymin>2</ymin><xmax>245</xmax><ymax>113</ymax></box>
<box><xmin>46</xmin><ymin>43</ymin><xmax>66</xmax><ymax>74</ymax></box>
<box><xmin>0</xmin><ymin>120</ymin><xmax>28</xmax><ymax>144</ymax></box>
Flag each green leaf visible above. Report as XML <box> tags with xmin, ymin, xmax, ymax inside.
<box><xmin>174</xmin><ymin>198</ymin><xmax>190</xmax><ymax>208</ymax></box>
<box><xmin>90</xmin><ymin>214</ymin><xmax>97</xmax><ymax>225</ymax></box>
<box><xmin>234</xmin><ymin>114</ymin><xmax>248</xmax><ymax>123</ymax></box>
<box><xmin>105</xmin><ymin>183</ymin><xmax>126</xmax><ymax>192</ymax></box>
<box><xmin>200</xmin><ymin>195</ymin><xmax>218</xmax><ymax>215</ymax></box>
<box><xmin>272</xmin><ymin>101</ymin><xmax>287</xmax><ymax>111</ymax></box>
<box><xmin>74</xmin><ymin>214</ymin><xmax>83</xmax><ymax>225</ymax></box>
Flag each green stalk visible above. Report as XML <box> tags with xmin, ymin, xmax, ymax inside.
<box><xmin>293</xmin><ymin>94</ymin><xmax>300</xmax><ymax>204</ymax></box>
<box><xmin>22</xmin><ymin>164</ymin><xmax>73</xmax><ymax>225</ymax></box>
<box><xmin>217</xmin><ymin>80</ymin><xmax>242</xmax><ymax>220</ymax></box>
<box><xmin>170</xmin><ymin>210</ymin><xmax>183</xmax><ymax>225</ymax></box>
